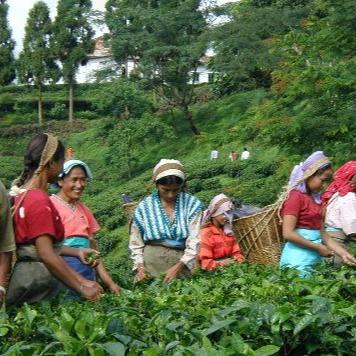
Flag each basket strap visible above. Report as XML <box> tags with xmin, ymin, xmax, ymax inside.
<box><xmin>11</xmin><ymin>190</ymin><xmax>28</xmax><ymax>218</ymax></box>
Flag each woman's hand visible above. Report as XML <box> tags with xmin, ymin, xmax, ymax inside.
<box><xmin>163</xmin><ymin>261</ymin><xmax>185</xmax><ymax>283</ymax></box>
<box><xmin>77</xmin><ymin>248</ymin><xmax>100</xmax><ymax>267</ymax></box>
<box><xmin>340</xmin><ymin>252</ymin><xmax>356</xmax><ymax>266</ymax></box>
<box><xmin>219</xmin><ymin>258</ymin><xmax>234</xmax><ymax>266</ymax></box>
<box><xmin>134</xmin><ymin>265</ymin><xmax>151</xmax><ymax>284</ymax></box>
<box><xmin>317</xmin><ymin>245</ymin><xmax>334</xmax><ymax>257</ymax></box>
<box><xmin>108</xmin><ymin>282</ymin><xmax>121</xmax><ymax>294</ymax></box>
<box><xmin>79</xmin><ymin>282</ymin><xmax>102</xmax><ymax>301</ymax></box>
<box><xmin>80</xmin><ymin>279</ymin><xmax>103</xmax><ymax>291</ymax></box>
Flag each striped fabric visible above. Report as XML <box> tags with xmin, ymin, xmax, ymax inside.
<box><xmin>133</xmin><ymin>191</ymin><xmax>203</xmax><ymax>243</ymax></box>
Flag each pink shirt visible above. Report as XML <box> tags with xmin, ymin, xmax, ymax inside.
<box><xmin>325</xmin><ymin>192</ymin><xmax>356</xmax><ymax>235</ymax></box>
<box><xmin>50</xmin><ymin>195</ymin><xmax>100</xmax><ymax>238</ymax></box>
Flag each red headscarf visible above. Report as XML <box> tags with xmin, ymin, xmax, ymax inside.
<box><xmin>322</xmin><ymin>161</ymin><xmax>356</xmax><ymax>205</ymax></box>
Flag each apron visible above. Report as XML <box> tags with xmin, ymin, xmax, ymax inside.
<box><xmin>280</xmin><ymin>228</ymin><xmax>323</xmax><ymax>277</ymax></box>
<box><xmin>143</xmin><ymin>244</ymin><xmax>191</xmax><ymax>278</ymax></box>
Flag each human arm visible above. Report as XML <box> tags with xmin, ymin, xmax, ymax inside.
<box><xmin>129</xmin><ymin>222</ymin><xmax>151</xmax><ymax>283</ymax></box>
<box><xmin>0</xmin><ymin>252</ymin><xmax>12</xmax><ymax>305</ymax></box>
<box><xmin>85</xmin><ymin>235</ymin><xmax>121</xmax><ymax>293</ymax></box>
<box><xmin>231</xmin><ymin>240</ymin><xmax>245</xmax><ymax>263</ymax></box>
<box><xmin>60</xmin><ymin>246</ymin><xmax>100</xmax><ymax>267</ymax></box>
<box><xmin>322</xmin><ymin>231</ymin><xmax>356</xmax><ymax>265</ymax></box>
<box><xmin>283</xmin><ymin>215</ymin><xmax>333</xmax><ymax>257</ymax></box>
<box><xmin>0</xmin><ymin>185</ymin><xmax>16</xmax><ymax>304</ymax></box>
<box><xmin>95</xmin><ymin>262</ymin><xmax>121</xmax><ymax>293</ymax></box>
<box><xmin>35</xmin><ymin>235</ymin><xmax>102</xmax><ymax>300</ymax></box>
<box><xmin>179</xmin><ymin>213</ymin><xmax>202</xmax><ymax>270</ymax></box>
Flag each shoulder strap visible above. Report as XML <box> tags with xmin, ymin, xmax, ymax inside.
<box><xmin>11</xmin><ymin>191</ymin><xmax>28</xmax><ymax>218</ymax></box>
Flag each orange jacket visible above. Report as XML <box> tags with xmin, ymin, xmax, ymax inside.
<box><xmin>199</xmin><ymin>224</ymin><xmax>244</xmax><ymax>270</ymax></box>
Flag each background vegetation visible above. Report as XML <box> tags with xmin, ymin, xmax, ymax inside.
<box><xmin>0</xmin><ymin>0</ymin><xmax>355</xmax><ymax>354</ymax></box>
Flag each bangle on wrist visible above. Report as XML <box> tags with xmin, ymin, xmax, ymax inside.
<box><xmin>0</xmin><ymin>286</ymin><xmax>6</xmax><ymax>295</ymax></box>
<box><xmin>79</xmin><ymin>284</ymin><xmax>86</xmax><ymax>291</ymax></box>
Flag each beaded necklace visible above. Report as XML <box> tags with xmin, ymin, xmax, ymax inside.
<box><xmin>52</xmin><ymin>194</ymin><xmax>77</xmax><ymax>212</ymax></box>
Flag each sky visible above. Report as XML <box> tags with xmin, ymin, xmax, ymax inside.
<box><xmin>8</xmin><ymin>0</ymin><xmax>236</xmax><ymax>56</ymax></box>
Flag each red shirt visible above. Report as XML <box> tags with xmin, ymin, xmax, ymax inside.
<box><xmin>13</xmin><ymin>189</ymin><xmax>64</xmax><ymax>244</ymax></box>
<box><xmin>199</xmin><ymin>224</ymin><xmax>244</xmax><ymax>270</ymax></box>
<box><xmin>282</xmin><ymin>190</ymin><xmax>322</xmax><ymax>230</ymax></box>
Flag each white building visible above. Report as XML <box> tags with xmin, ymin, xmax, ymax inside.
<box><xmin>76</xmin><ymin>36</ymin><xmax>215</xmax><ymax>85</ymax></box>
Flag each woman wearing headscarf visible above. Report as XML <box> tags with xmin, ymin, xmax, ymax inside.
<box><xmin>199</xmin><ymin>194</ymin><xmax>244</xmax><ymax>270</ymax></box>
<box><xmin>6</xmin><ymin>134</ymin><xmax>102</xmax><ymax>305</ymax></box>
<box><xmin>129</xmin><ymin>159</ymin><xmax>203</xmax><ymax>283</ymax></box>
<box><xmin>280</xmin><ymin>151</ymin><xmax>334</xmax><ymax>276</ymax></box>
<box><xmin>321</xmin><ymin>161</ymin><xmax>356</xmax><ymax>265</ymax></box>
<box><xmin>50</xmin><ymin>159</ymin><xmax>121</xmax><ymax>295</ymax></box>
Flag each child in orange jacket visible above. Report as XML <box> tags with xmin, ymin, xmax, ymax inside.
<box><xmin>199</xmin><ymin>194</ymin><xmax>244</xmax><ymax>270</ymax></box>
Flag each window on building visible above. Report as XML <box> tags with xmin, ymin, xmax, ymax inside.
<box><xmin>208</xmin><ymin>73</ymin><xmax>215</xmax><ymax>83</ymax></box>
<box><xmin>192</xmin><ymin>72</ymin><xmax>200</xmax><ymax>83</ymax></box>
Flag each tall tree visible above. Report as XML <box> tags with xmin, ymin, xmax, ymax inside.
<box><xmin>52</xmin><ymin>0</ymin><xmax>94</xmax><ymax>122</ymax></box>
<box><xmin>17</xmin><ymin>1</ymin><xmax>59</xmax><ymax>126</ymax></box>
<box><xmin>105</xmin><ymin>0</ymin><xmax>209</xmax><ymax>135</ymax></box>
<box><xmin>0</xmin><ymin>0</ymin><xmax>15</xmax><ymax>85</ymax></box>
<box><xmin>210</xmin><ymin>0</ymin><xmax>312</xmax><ymax>95</ymax></box>
<box><xmin>257</xmin><ymin>0</ymin><xmax>356</xmax><ymax>157</ymax></box>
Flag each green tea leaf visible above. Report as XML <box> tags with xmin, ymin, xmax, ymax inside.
<box><xmin>101</xmin><ymin>342</ymin><xmax>126</xmax><ymax>356</ymax></box>
<box><xmin>293</xmin><ymin>314</ymin><xmax>316</xmax><ymax>336</ymax></box>
<box><xmin>255</xmin><ymin>345</ymin><xmax>280</xmax><ymax>356</ymax></box>
<box><xmin>201</xmin><ymin>319</ymin><xmax>236</xmax><ymax>336</ymax></box>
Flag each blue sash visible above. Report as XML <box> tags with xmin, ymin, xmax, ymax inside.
<box><xmin>62</xmin><ymin>236</ymin><xmax>90</xmax><ymax>248</ymax></box>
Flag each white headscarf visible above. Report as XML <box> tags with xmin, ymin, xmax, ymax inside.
<box><xmin>202</xmin><ymin>193</ymin><xmax>235</xmax><ymax>235</ymax></box>
<box><xmin>153</xmin><ymin>159</ymin><xmax>185</xmax><ymax>182</ymax></box>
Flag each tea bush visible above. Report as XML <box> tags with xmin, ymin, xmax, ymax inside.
<box><xmin>1</xmin><ymin>264</ymin><xmax>355</xmax><ymax>355</ymax></box>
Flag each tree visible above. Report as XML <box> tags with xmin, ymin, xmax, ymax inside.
<box><xmin>92</xmin><ymin>80</ymin><xmax>153</xmax><ymax>119</ymax></box>
<box><xmin>210</xmin><ymin>0</ymin><xmax>311</xmax><ymax>95</ymax></box>
<box><xmin>17</xmin><ymin>1</ymin><xmax>59</xmax><ymax>126</ymax></box>
<box><xmin>0</xmin><ymin>0</ymin><xmax>15</xmax><ymax>85</ymax></box>
<box><xmin>52</xmin><ymin>0</ymin><xmax>94</xmax><ymax>122</ymax></box>
<box><xmin>105</xmin><ymin>114</ymin><xmax>174</xmax><ymax>179</ymax></box>
<box><xmin>240</xmin><ymin>0</ymin><xmax>356</xmax><ymax>161</ymax></box>
<box><xmin>105</xmin><ymin>0</ymin><xmax>209</xmax><ymax>135</ymax></box>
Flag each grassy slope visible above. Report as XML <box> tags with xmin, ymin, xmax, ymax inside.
<box><xmin>0</xmin><ymin>89</ymin><xmax>332</xmax><ymax>284</ymax></box>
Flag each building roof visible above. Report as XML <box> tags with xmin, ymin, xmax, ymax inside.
<box><xmin>87</xmin><ymin>35</ymin><xmax>112</xmax><ymax>59</ymax></box>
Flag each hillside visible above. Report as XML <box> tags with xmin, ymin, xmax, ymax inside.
<box><xmin>0</xmin><ymin>90</ymin><xmax>295</xmax><ymax>260</ymax></box>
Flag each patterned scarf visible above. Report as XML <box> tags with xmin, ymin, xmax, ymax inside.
<box><xmin>322</xmin><ymin>161</ymin><xmax>356</xmax><ymax>205</ymax></box>
<box><xmin>202</xmin><ymin>193</ymin><xmax>235</xmax><ymax>235</ymax></box>
<box><xmin>287</xmin><ymin>151</ymin><xmax>331</xmax><ymax>203</ymax></box>
<box><xmin>133</xmin><ymin>191</ymin><xmax>203</xmax><ymax>242</ymax></box>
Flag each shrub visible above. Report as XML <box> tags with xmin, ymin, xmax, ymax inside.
<box><xmin>75</xmin><ymin>110</ymin><xmax>98</xmax><ymax>120</ymax></box>
<box><xmin>48</xmin><ymin>102</ymin><xmax>67</xmax><ymax>120</ymax></box>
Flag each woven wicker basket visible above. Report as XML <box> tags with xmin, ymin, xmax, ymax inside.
<box><xmin>123</xmin><ymin>202</ymin><xmax>138</xmax><ymax>223</ymax></box>
<box><xmin>232</xmin><ymin>204</ymin><xmax>283</xmax><ymax>265</ymax></box>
